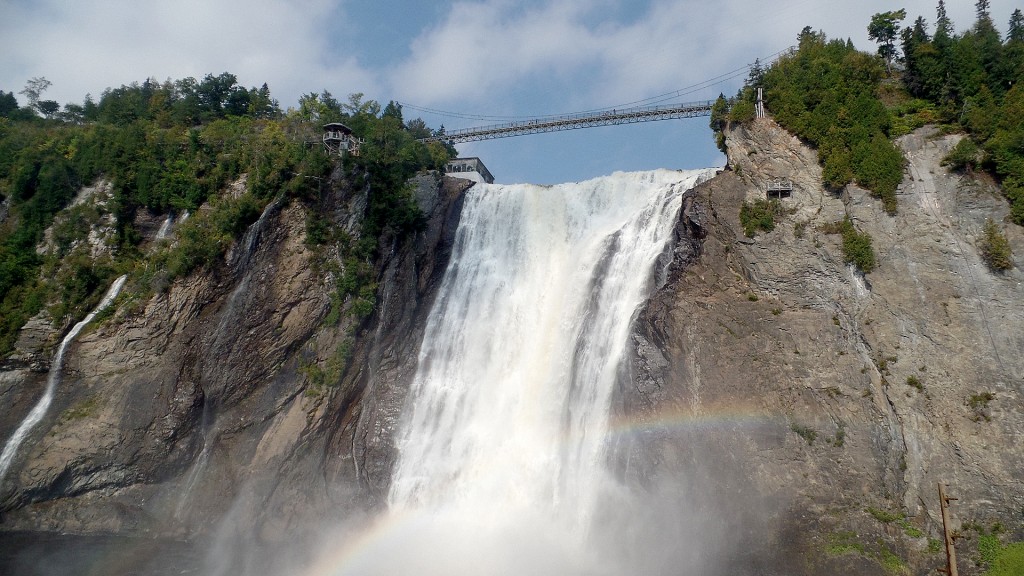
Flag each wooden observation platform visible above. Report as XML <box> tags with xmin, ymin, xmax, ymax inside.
<box><xmin>767</xmin><ymin>178</ymin><xmax>793</xmax><ymax>198</ymax></box>
<box><xmin>323</xmin><ymin>123</ymin><xmax>363</xmax><ymax>157</ymax></box>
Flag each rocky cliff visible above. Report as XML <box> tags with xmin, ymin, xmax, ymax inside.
<box><xmin>622</xmin><ymin>119</ymin><xmax>1024</xmax><ymax>575</ymax></box>
<box><xmin>1</xmin><ymin>118</ymin><xmax>1022</xmax><ymax>576</ymax></box>
<box><xmin>0</xmin><ymin>168</ymin><xmax>469</xmax><ymax>553</ymax></box>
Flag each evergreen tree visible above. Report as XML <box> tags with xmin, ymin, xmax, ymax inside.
<box><xmin>1001</xmin><ymin>10</ymin><xmax>1024</xmax><ymax>91</ymax></box>
<box><xmin>975</xmin><ymin>0</ymin><xmax>991</xmax><ymax>23</ymax></box>
<box><xmin>902</xmin><ymin>17</ymin><xmax>933</xmax><ymax>96</ymax></box>
<box><xmin>935</xmin><ymin>0</ymin><xmax>953</xmax><ymax>44</ymax></box>
<box><xmin>382</xmin><ymin>100</ymin><xmax>404</xmax><ymax>123</ymax></box>
<box><xmin>0</xmin><ymin>91</ymin><xmax>18</xmax><ymax>117</ymax></box>
<box><xmin>747</xmin><ymin>58</ymin><xmax>765</xmax><ymax>86</ymax></box>
<box><xmin>1009</xmin><ymin>9</ymin><xmax>1024</xmax><ymax>43</ymax></box>
<box><xmin>970</xmin><ymin>1</ymin><xmax>1003</xmax><ymax>92</ymax></box>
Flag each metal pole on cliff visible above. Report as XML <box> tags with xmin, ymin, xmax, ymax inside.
<box><xmin>938</xmin><ymin>482</ymin><xmax>959</xmax><ymax>576</ymax></box>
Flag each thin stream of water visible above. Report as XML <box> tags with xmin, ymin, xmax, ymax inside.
<box><xmin>0</xmin><ymin>275</ymin><xmax>128</xmax><ymax>488</ymax></box>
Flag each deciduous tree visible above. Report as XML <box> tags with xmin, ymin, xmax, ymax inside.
<box><xmin>868</xmin><ymin>9</ymin><xmax>907</xmax><ymax>71</ymax></box>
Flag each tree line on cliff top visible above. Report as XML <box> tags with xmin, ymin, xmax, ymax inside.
<box><xmin>0</xmin><ymin>73</ymin><xmax>452</xmax><ymax>356</ymax></box>
<box><xmin>714</xmin><ymin>1</ymin><xmax>1024</xmax><ymax>226</ymax></box>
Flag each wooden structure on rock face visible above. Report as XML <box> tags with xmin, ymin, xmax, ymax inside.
<box><xmin>323</xmin><ymin>123</ymin><xmax>363</xmax><ymax>157</ymax></box>
<box><xmin>766</xmin><ymin>178</ymin><xmax>793</xmax><ymax>198</ymax></box>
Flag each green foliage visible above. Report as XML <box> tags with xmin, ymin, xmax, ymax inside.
<box><xmin>980</xmin><ymin>533</ymin><xmax>1002</xmax><ymax>566</ymax></box>
<box><xmin>895</xmin><ymin>4</ymin><xmax>1024</xmax><ymax>225</ymax></box>
<box><xmin>978</xmin><ymin>218</ymin><xmax>1013</xmax><ymax>271</ymax></box>
<box><xmin>821</xmin><ymin>218</ymin><xmax>877</xmax><ymax>273</ymax></box>
<box><xmin>867</xmin><ymin>507</ymin><xmax>901</xmax><ymax>523</ymax></box>
<box><xmin>709</xmin><ymin>94</ymin><xmax>729</xmax><ymax>153</ymax></box>
<box><xmin>868</xmin><ymin>10</ymin><xmax>907</xmax><ymax>69</ymax></box>
<box><xmin>943</xmin><ymin>137</ymin><xmax>983</xmax><ymax>172</ymax></box>
<box><xmin>968</xmin><ymin>391</ymin><xmax>995</xmax><ymax>421</ymax></box>
<box><xmin>0</xmin><ymin>72</ymin><xmax>448</xmax><ymax>356</ymax></box>
<box><xmin>761</xmin><ymin>31</ymin><xmax>904</xmax><ymax>208</ymax></box>
<box><xmin>59</xmin><ymin>396</ymin><xmax>101</xmax><ymax>423</ymax></box>
<box><xmin>729</xmin><ymin>99</ymin><xmax>756</xmax><ymax>124</ymax></box>
<box><xmin>301</xmin><ymin>338</ymin><xmax>354</xmax><ymax>397</ymax></box>
<box><xmin>984</xmin><ymin>542</ymin><xmax>1024</xmax><ymax>576</ymax></box>
<box><xmin>790</xmin><ymin>423</ymin><xmax>817</xmax><ymax>445</ymax></box>
<box><xmin>827</xmin><ymin>531</ymin><xmax>866</xmax><ymax>556</ymax></box>
<box><xmin>739</xmin><ymin>198</ymin><xmax>783</xmax><ymax>237</ymax></box>
<box><xmin>905</xmin><ymin>375</ymin><xmax>924</xmax><ymax>391</ymax></box>
<box><xmin>843</xmin><ymin>226</ymin><xmax>877</xmax><ymax>273</ymax></box>
<box><xmin>879</xmin><ymin>546</ymin><xmax>908</xmax><ymax>575</ymax></box>
<box><xmin>852</xmin><ymin>134</ymin><xmax>904</xmax><ymax>213</ymax></box>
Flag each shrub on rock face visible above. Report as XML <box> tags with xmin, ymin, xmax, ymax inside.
<box><xmin>979</xmin><ymin>219</ymin><xmax>1014</xmax><ymax>272</ymax></box>
<box><xmin>730</xmin><ymin>100</ymin><xmax>757</xmax><ymax>124</ymax></box>
<box><xmin>942</xmin><ymin>138</ymin><xmax>982</xmax><ymax>173</ymax></box>
<box><xmin>819</xmin><ymin>218</ymin><xmax>877</xmax><ymax>273</ymax></box>
<box><xmin>739</xmin><ymin>199</ymin><xmax>783</xmax><ymax>237</ymax></box>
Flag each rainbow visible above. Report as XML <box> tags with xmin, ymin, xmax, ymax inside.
<box><xmin>297</xmin><ymin>402</ymin><xmax>773</xmax><ymax>576</ymax></box>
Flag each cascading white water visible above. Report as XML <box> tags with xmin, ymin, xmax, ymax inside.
<box><xmin>330</xmin><ymin>169</ymin><xmax>714</xmax><ymax>576</ymax></box>
<box><xmin>155</xmin><ymin>213</ymin><xmax>174</xmax><ymax>240</ymax></box>
<box><xmin>0</xmin><ymin>275</ymin><xmax>128</xmax><ymax>488</ymax></box>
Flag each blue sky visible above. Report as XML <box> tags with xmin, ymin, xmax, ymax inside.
<box><xmin>1</xmin><ymin>0</ymin><xmax>1019</xmax><ymax>184</ymax></box>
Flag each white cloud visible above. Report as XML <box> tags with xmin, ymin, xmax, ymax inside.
<box><xmin>1</xmin><ymin>0</ymin><xmax>1020</xmax><ymax>116</ymax></box>
<box><xmin>386</xmin><ymin>0</ymin><xmax>1024</xmax><ymax>115</ymax></box>
<box><xmin>0</xmin><ymin>0</ymin><xmax>378</xmax><ymax>108</ymax></box>
<box><xmin>388</xmin><ymin>0</ymin><xmax>603</xmax><ymax>106</ymax></box>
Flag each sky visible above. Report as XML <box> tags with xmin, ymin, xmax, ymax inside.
<box><xmin>1</xmin><ymin>0</ymin><xmax>1019</xmax><ymax>184</ymax></box>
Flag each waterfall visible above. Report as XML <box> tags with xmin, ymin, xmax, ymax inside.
<box><xmin>336</xmin><ymin>169</ymin><xmax>714</xmax><ymax>576</ymax></box>
<box><xmin>174</xmin><ymin>400</ymin><xmax>213</xmax><ymax>519</ymax></box>
<box><xmin>155</xmin><ymin>213</ymin><xmax>174</xmax><ymax>240</ymax></box>
<box><xmin>0</xmin><ymin>275</ymin><xmax>128</xmax><ymax>488</ymax></box>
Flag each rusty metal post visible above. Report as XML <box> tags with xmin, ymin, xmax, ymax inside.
<box><xmin>938</xmin><ymin>482</ymin><xmax>958</xmax><ymax>576</ymax></box>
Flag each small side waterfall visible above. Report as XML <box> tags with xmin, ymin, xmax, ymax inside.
<box><xmin>155</xmin><ymin>213</ymin><xmax>174</xmax><ymax>240</ymax></box>
<box><xmin>331</xmin><ymin>169</ymin><xmax>714</xmax><ymax>576</ymax></box>
<box><xmin>174</xmin><ymin>400</ymin><xmax>213</xmax><ymax>519</ymax></box>
<box><xmin>0</xmin><ymin>275</ymin><xmax>128</xmax><ymax>488</ymax></box>
<box><xmin>177</xmin><ymin>200</ymin><xmax>276</xmax><ymax>519</ymax></box>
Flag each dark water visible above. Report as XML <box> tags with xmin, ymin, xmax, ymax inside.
<box><xmin>0</xmin><ymin>532</ymin><xmax>201</xmax><ymax>576</ymax></box>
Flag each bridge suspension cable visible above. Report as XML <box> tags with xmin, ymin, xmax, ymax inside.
<box><xmin>418</xmin><ymin>100</ymin><xmax>715</xmax><ymax>144</ymax></box>
<box><xmin>400</xmin><ymin>45</ymin><xmax>792</xmax><ymax>124</ymax></box>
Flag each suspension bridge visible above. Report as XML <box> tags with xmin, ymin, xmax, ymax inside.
<box><xmin>417</xmin><ymin>99</ymin><xmax>716</xmax><ymax>145</ymax></box>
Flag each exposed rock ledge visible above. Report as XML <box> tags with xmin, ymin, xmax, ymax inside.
<box><xmin>621</xmin><ymin>119</ymin><xmax>1023</xmax><ymax>575</ymax></box>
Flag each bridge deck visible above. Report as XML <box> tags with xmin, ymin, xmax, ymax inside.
<box><xmin>419</xmin><ymin>100</ymin><xmax>714</xmax><ymax>144</ymax></box>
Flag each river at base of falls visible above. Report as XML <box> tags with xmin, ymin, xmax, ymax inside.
<box><xmin>0</xmin><ymin>532</ymin><xmax>202</xmax><ymax>576</ymax></box>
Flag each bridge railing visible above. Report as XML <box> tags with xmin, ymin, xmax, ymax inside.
<box><xmin>419</xmin><ymin>100</ymin><xmax>715</xmax><ymax>144</ymax></box>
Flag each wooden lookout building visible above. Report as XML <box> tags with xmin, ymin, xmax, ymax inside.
<box><xmin>323</xmin><ymin>123</ymin><xmax>363</xmax><ymax>157</ymax></box>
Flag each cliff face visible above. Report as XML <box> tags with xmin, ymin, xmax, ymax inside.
<box><xmin>0</xmin><ymin>170</ymin><xmax>469</xmax><ymax>545</ymax></box>
<box><xmin>1</xmin><ymin>119</ymin><xmax>1022</xmax><ymax>576</ymax></box>
<box><xmin>623</xmin><ymin>120</ymin><xmax>1024</xmax><ymax>575</ymax></box>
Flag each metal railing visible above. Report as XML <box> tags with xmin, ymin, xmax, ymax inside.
<box><xmin>418</xmin><ymin>100</ymin><xmax>715</xmax><ymax>144</ymax></box>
